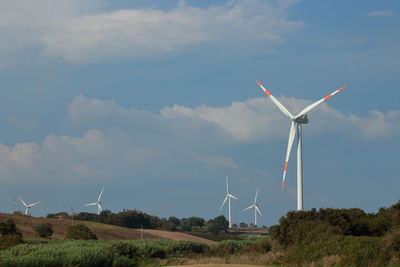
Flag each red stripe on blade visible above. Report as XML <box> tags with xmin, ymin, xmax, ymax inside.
<box><xmin>256</xmin><ymin>81</ymin><xmax>272</xmax><ymax>96</ymax></box>
<box><xmin>323</xmin><ymin>94</ymin><xmax>333</xmax><ymax>100</ymax></box>
<box><xmin>283</xmin><ymin>161</ymin><xmax>289</xmax><ymax>171</ymax></box>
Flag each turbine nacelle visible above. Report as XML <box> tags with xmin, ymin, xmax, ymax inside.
<box><xmin>293</xmin><ymin>115</ymin><xmax>309</xmax><ymax>124</ymax></box>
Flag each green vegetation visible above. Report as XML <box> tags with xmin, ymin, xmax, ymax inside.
<box><xmin>270</xmin><ymin>200</ymin><xmax>400</xmax><ymax>266</ymax></box>
<box><xmin>0</xmin><ymin>239</ymin><xmax>268</xmax><ymax>266</ymax></box>
<box><xmin>33</xmin><ymin>223</ymin><xmax>53</xmax><ymax>238</ymax></box>
<box><xmin>66</xmin><ymin>224</ymin><xmax>97</xmax><ymax>240</ymax></box>
<box><xmin>4</xmin><ymin>200</ymin><xmax>400</xmax><ymax>266</ymax></box>
<box><xmin>48</xmin><ymin>210</ymin><xmax>230</xmax><ymax>238</ymax></box>
<box><xmin>0</xmin><ymin>219</ymin><xmax>24</xmax><ymax>250</ymax></box>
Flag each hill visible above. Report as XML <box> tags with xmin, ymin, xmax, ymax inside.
<box><xmin>0</xmin><ymin>213</ymin><xmax>213</xmax><ymax>244</ymax></box>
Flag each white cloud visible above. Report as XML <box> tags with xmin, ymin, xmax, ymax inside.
<box><xmin>364</xmin><ymin>10</ymin><xmax>393</xmax><ymax>18</ymax></box>
<box><xmin>1</xmin><ymin>94</ymin><xmax>399</xmax><ymax>183</ymax></box>
<box><xmin>0</xmin><ymin>0</ymin><xmax>303</xmax><ymax>65</ymax></box>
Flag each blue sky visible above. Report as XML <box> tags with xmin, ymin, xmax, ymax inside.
<box><xmin>0</xmin><ymin>0</ymin><xmax>399</xmax><ymax>226</ymax></box>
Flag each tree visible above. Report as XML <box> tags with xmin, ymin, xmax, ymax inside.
<box><xmin>205</xmin><ymin>215</ymin><xmax>229</xmax><ymax>235</ymax></box>
<box><xmin>0</xmin><ymin>219</ymin><xmax>20</xmax><ymax>236</ymax></box>
<box><xmin>0</xmin><ymin>219</ymin><xmax>23</xmax><ymax>250</ymax></box>
<box><xmin>33</xmin><ymin>223</ymin><xmax>53</xmax><ymax>238</ymax></box>
<box><xmin>66</xmin><ymin>224</ymin><xmax>97</xmax><ymax>240</ymax></box>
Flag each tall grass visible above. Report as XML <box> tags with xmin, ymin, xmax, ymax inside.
<box><xmin>0</xmin><ymin>239</ymin><xmax>211</xmax><ymax>267</ymax></box>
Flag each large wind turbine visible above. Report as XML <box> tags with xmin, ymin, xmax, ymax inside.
<box><xmin>243</xmin><ymin>188</ymin><xmax>262</xmax><ymax>226</ymax></box>
<box><xmin>85</xmin><ymin>186</ymin><xmax>105</xmax><ymax>215</ymax></box>
<box><xmin>18</xmin><ymin>196</ymin><xmax>40</xmax><ymax>215</ymax></box>
<box><xmin>256</xmin><ymin>81</ymin><xmax>346</xmax><ymax>211</ymax></box>
<box><xmin>220</xmin><ymin>176</ymin><xmax>238</xmax><ymax>228</ymax></box>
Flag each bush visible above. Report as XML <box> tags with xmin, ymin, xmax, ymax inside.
<box><xmin>385</xmin><ymin>226</ymin><xmax>400</xmax><ymax>253</ymax></box>
<box><xmin>208</xmin><ymin>240</ymin><xmax>253</xmax><ymax>256</ymax></box>
<box><xmin>0</xmin><ymin>234</ymin><xmax>24</xmax><ymax>250</ymax></box>
<box><xmin>66</xmin><ymin>224</ymin><xmax>97</xmax><ymax>240</ymax></box>
<box><xmin>33</xmin><ymin>223</ymin><xmax>53</xmax><ymax>238</ymax></box>
<box><xmin>0</xmin><ymin>219</ymin><xmax>20</xmax><ymax>236</ymax></box>
<box><xmin>245</xmin><ymin>238</ymin><xmax>272</xmax><ymax>253</ymax></box>
<box><xmin>284</xmin><ymin>235</ymin><xmax>390</xmax><ymax>267</ymax></box>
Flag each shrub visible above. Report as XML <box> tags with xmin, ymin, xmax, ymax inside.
<box><xmin>0</xmin><ymin>219</ymin><xmax>20</xmax><ymax>236</ymax></box>
<box><xmin>66</xmin><ymin>224</ymin><xmax>97</xmax><ymax>240</ymax></box>
<box><xmin>0</xmin><ymin>234</ymin><xmax>24</xmax><ymax>250</ymax></box>
<box><xmin>285</xmin><ymin>235</ymin><xmax>390</xmax><ymax>267</ymax></box>
<box><xmin>385</xmin><ymin>226</ymin><xmax>400</xmax><ymax>253</ymax></box>
<box><xmin>245</xmin><ymin>238</ymin><xmax>272</xmax><ymax>253</ymax></box>
<box><xmin>208</xmin><ymin>240</ymin><xmax>253</xmax><ymax>256</ymax></box>
<box><xmin>111</xmin><ymin>242</ymin><xmax>139</xmax><ymax>258</ymax></box>
<box><xmin>33</xmin><ymin>223</ymin><xmax>54</xmax><ymax>238</ymax></box>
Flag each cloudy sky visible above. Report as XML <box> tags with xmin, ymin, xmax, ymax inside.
<box><xmin>0</xmin><ymin>0</ymin><xmax>399</xmax><ymax>226</ymax></box>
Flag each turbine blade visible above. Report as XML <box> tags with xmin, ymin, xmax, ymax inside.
<box><xmin>220</xmin><ymin>196</ymin><xmax>228</xmax><ymax>210</ymax></box>
<box><xmin>254</xmin><ymin>188</ymin><xmax>259</xmax><ymax>204</ymax></box>
<box><xmin>29</xmin><ymin>201</ymin><xmax>40</xmax><ymax>207</ymax></box>
<box><xmin>256</xmin><ymin>81</ymin><xmax>294</xmax><ymax>118</ymax></box>
<box><xmin>85</xmin><ymin>202</ymin><xmax>97</xmax><ymax>206</ymax></box>
<box><xmin>98</xmin><ymin>186</ymin><xmax>105</xmax><ymax>202</ymax></box>
<box><xmin>226</xmin><ymin>176</ymin><xmax>229</xmax><ymax>194</ymax></box>
<box><xmin>295</xmin><ymin>86</ymin><xmax>346</xmax><ymax>118</ymax></box>
<box><xmin>230</xmin><ymin>194</ymin><xmax>238</xmax><ymax>200</ymax></box>
<box><xmin>18</xmin><ymin>196</ymin><xmax>28</xmax><ymax>207</ymax></box>
<box><xmin>98</xmin><ymin>204</ymin><xmax>103</xmax><ymax>212</ymax></box>
<box><xmin>256</xmin><ymin>206</ymin><xmax>263</xmax><ymax>216</ymax></box>
<box><xmin>282</xmin><ymin>121</ymin><xmax>297</xmax><ymax>190</ymax></box>
<box><xmin>243</xmin><ymin>205</ymin><xmax>254</xmax><ymax>211</ymax></box>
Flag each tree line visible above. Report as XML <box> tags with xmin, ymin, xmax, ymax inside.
<box><xmin>47</xmin><ymin>209</ymin><xmax>229</xmax><ymax>236</ymax></box>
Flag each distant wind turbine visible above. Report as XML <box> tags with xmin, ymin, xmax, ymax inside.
<box><xmin>243</xmin><ymin>188</ymin><xmax>262</xmax><ymax>226</ymax></box>
<box><xmin>85</xmin><ymin>186</ymin><xmax>105</xmax><ymax>215</ymax></box>
<box><xmin>18</xmin><ymin>196</ymin><xmax>40</xmax><ymax>215</ymax></box>
<box><xmin>256</xmin><ymin>81</ymin><xmax>346</xmax><ymax>210</ymax></box>
<box><xmin>220</xmin><ymin>176</ymin><xmax>238</xmax><ymax>228</ymax></box>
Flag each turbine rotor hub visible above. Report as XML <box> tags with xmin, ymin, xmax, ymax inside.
<box><xmin>294</xmin><ymin>115</ymin><xmax>309</xmax><ymax>124</ymax></box>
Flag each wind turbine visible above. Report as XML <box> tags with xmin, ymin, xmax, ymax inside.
<box><xmin>220</xmin><ymin>176</ymin><xmax>238</xmax><ymax>228</ymax></box>
<box><xmin>85</xmin><ymin>186</ymin><xmax>105</xmax><ymax>215</ymax></box>
<box><xmin>256</xmin><ymin>81</ymin><xmax>346</xmax><ymax>211</ymax></box>
<box><xmin>18</xmin><ymin>196</ymin><xmax>40</xmax><ymax>215</ymax></box>
<box><xmin>243</xmin><ymin>188</ymin><xmax>262</xmax><ymax>226</ymax></box>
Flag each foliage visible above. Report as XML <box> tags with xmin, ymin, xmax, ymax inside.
<box><xmin>58</xmin><ymin>209</ymin><xmax>231</xmax><ymax>237</ymax></box>
<box><xmin>46</xmin><ymin>212</ymin><xmax>70</xmax><ymax>219</ymax></box>
<box><xmin>0</xmin><ymin>219</ymin><xmax>21</xmax><ymax>236</ymax></box>
<box><xmin>244</xmin><ymin>238</ymin><xmax>272</xmax><ymax>253</ymax></box>
<box><xmin>66</xmin><ymin>224</ymin><xmax>97</xmax><ymax>240</ymax></box>
<box><xmin>0</xmin><ymin>234</ymin><xmax>24</xmax><ymax>250</ymax></box>
<box><xmin>284</xmin><ymin>235</ymin><xmax>392</xmax><ymax>267</ymax></box>
<box><xmin>0</xmin><ymin>239</ymin><xmax>211</xmax><ymax>266</ymax></box>
<box><xmin>33</xmin><ymin>223</ymin><xmax>54</xmax><ymax>238</ymax></box>
<box><xmin>208</xmin><ymin>240</ymin><xmax>253</xmax><ymax>256</ymax></box>
<box><xmin>385</xmin><ymin>226</ymin><xmax>400</xmax><ymax>254</ymax></box>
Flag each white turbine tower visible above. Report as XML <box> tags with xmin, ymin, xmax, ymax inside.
<box><xmin>243</xmin><ymin>188</ymin><xmax>262</xmax><ymax>226</ymax></box>
<box><xmin>18</xmin><ymin>196</ymin><xmax>40</xmax><ymax>215</ymax></box>
<box><xmin>220</xmin><ymin>176</ymin><xmax>238</xmax><ymax>228</ymax></box>
<box><xmin>85</xmin><ymin>186</ymin><xmax>105</xmax><ymax>215</ymax></box>
<box><xmin>257</xmin><ymin>81</ymin><xmax>346</xmax><ymax>211</ymax></box>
